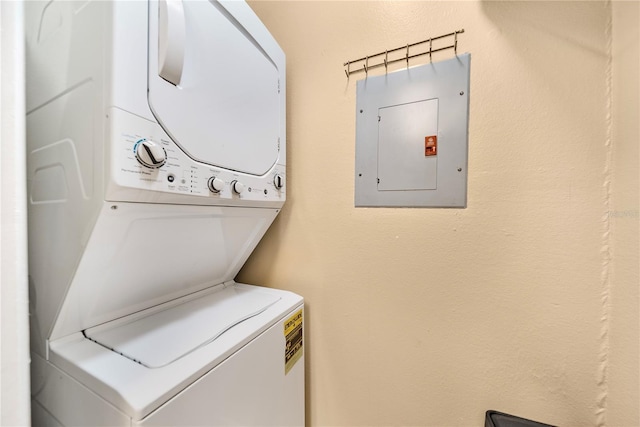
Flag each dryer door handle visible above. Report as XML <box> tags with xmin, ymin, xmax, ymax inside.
<box><xmin>158</xmin><ymin>0</ymin><xmax>186</xmax><ymax>86</ymax></box>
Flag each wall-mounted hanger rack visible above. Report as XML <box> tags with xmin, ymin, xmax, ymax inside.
<box><xmin>343</xmin><ymin>29</ymin><xmax>464</xmax><ymax>78</ymax></box>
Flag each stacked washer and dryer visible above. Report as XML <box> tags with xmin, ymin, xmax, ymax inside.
<box><xmin>26</xmin><ymin>1</ymin><xmax>303</xmax><ymax>425</ymax></box>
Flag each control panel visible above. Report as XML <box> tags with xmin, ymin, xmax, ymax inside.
<box><xmin>109</xmin><ymin>108</ymin><xmax>285</xmax><ymax>203</ymax></box>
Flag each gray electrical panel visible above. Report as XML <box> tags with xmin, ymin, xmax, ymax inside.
<box><xmin>355</xmin><ymin>53</ymin><xmax>470</xmax><ymax>208</ymax></box>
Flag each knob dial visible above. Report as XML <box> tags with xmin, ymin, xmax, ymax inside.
<box><xmin>231</xmin><ymin>180</ymin><xmax>245</xmax><ymax>194</ymax></box>
<box><xmin>208</xmin><ymin>177</ymin><xmax>224</xmax><ymax>193</ymax></box>
<box><xmin>273</xmin><ymin>174</ymin><xmax>284</xmax><ymax>189</ymax></box>
<box><xmin>135</xmin><ymin>139</ymin><xmax>166</xmax><ymax>168</ymax></box>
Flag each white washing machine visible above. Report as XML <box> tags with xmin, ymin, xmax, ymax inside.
<box><xmin>25</xmin><ymin>1</ymin><xmax>304</xmax><ymax>425</ymax></box>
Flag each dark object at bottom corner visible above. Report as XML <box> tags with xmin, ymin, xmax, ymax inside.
<box><xmin>485</xmin><ymin>410</ymin><xmax>556</xmax><ymax>427</ymax></box>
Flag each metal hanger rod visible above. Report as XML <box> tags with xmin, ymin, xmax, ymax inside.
<box><xmin>343</xmin><ymin>29</ymin><xmax>464</xmax><ymax>67</ymax></box>
<box><xmin>346</xmin><ymin>45</ymin><xmax>455</xmax><ymax>76</ymax></box>
<box><xmin>343</xmin><ymin>29</ymin><xmax>464</xmax><ymax>78</ymax></box>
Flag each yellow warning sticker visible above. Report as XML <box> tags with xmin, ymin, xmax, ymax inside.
<box><xmin>284</xmin><ymin>309</ymin><xmax>303</xmax><ymax>375</ymax></box>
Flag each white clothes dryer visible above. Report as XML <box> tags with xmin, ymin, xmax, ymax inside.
<box><xmin>25</xmin><ymin>1</ymin><xmax>303</xmax><ymax>425</ymax></box>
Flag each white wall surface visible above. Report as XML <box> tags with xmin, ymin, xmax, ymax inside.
<box><xmin>240</xmin><ymin>1</ymin><xmax>639</xmax><ymax>426</ymax></box>
<box><xmin>0</xmin><ymin>1</ymin><xmax>31</xmax><ymax>425</ymax></box>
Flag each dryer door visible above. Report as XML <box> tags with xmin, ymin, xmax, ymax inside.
<box><xmin>147</xmin><ymin>0</ymin><xmax>284</xmax><ymax>176</ymax></box>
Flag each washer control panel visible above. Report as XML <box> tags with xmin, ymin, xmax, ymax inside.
<box><xmin>110</xmin><ymin>108</ymin><xmax>285</xmax><ymax>203</ymax></box>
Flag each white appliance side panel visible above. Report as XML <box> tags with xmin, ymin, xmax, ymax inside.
<box><xmin>49</xmin><ymin>285</ymin><xmax>303</xmax><ymax>421</ymax></box>
<box><xmin>25</xmin><ymin>0</ymin><xmax>107</xmax><ymax>356</ymax></box>
<box><xmin>51</xmin><ymin>203</ymin><xmax>278</xmax><ymax>340</ymax></box>
<box><xmin>147</xmin><ymin>0</ymin><xmax>285</xmax><ymax>176</ymax></box>
<box><xmin>31</xmin><ymin>353</ymin><xmax>131</xmax><ymax>427</ymax></box>
<box><xmin>109</xmin><ymin>1</ymin><xmax>154</xmax><ymax>121</ymax></box>
<box><xmin>139</xmin><ymin>306</ymin><xmax>305</xmax><ymax>427</ymax></box>
<box><xmin>27</xmin><ymin>82</ymin><xmax>99</xmax><ymax>357</ymax></box>
<box><xmin>25</xmin><ymin>1</ymin><xmax>106</xmax><ymax>114</ymax></box>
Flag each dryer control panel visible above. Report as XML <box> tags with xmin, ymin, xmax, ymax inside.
<box><xmin>109</xmin><ymin>108</ymin><xmax>285</xmax><ymax>204</ymax></box>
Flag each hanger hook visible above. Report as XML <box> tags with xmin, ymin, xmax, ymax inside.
<box><xmin>405</xmin><ymin>44</ymin><xmax>409</xmax><ymax>67</ymax></box>
<box><xmin>454</xmin><ymin>32</ymin><xmax>458</xmax><ymax>55</ymax></box>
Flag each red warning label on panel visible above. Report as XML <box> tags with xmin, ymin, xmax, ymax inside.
<box><xmin>425</xmin><ymin>135</ymin><xmax>437</xmax><ymax>156</ymax></box>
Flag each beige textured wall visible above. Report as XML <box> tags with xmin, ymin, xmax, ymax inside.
<box><xmin>608</xmin><ymin>2</ymin><xmax>640</xmax><ymax>426</ymax></box>
<box><xmin>239</xmin><ymin>2</ymin><xmax>636</xmax><ymax>426</ymax></box>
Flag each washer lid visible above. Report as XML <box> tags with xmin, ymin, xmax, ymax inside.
<box><xmin>84</xmin><ymin>285</ymin><xmax>280</xmax><ymax>369</ymax></box>
<box><xmin>147</xmin><ymin>0</ymin><xmax>285</xmax><ymax>176</ymax></box>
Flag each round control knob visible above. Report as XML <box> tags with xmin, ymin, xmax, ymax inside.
<box><xmin>273</xmin><ymin>174</ymin><xmax>284</xmax><ymax>189</ymax></box>
<box><xmin>207</xmin><ymin>177</ymin><xmax>224</xmax><ymax>193</ymax></box>
<box><xmin>231</xmin><ymin>180</ymin><xmax>245</xmax><ymax>195</ymax></box>
<box><xmin>135</xmin><ymin>139</ymin><xmax>166</xmax><ymax>168</ymax></box>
